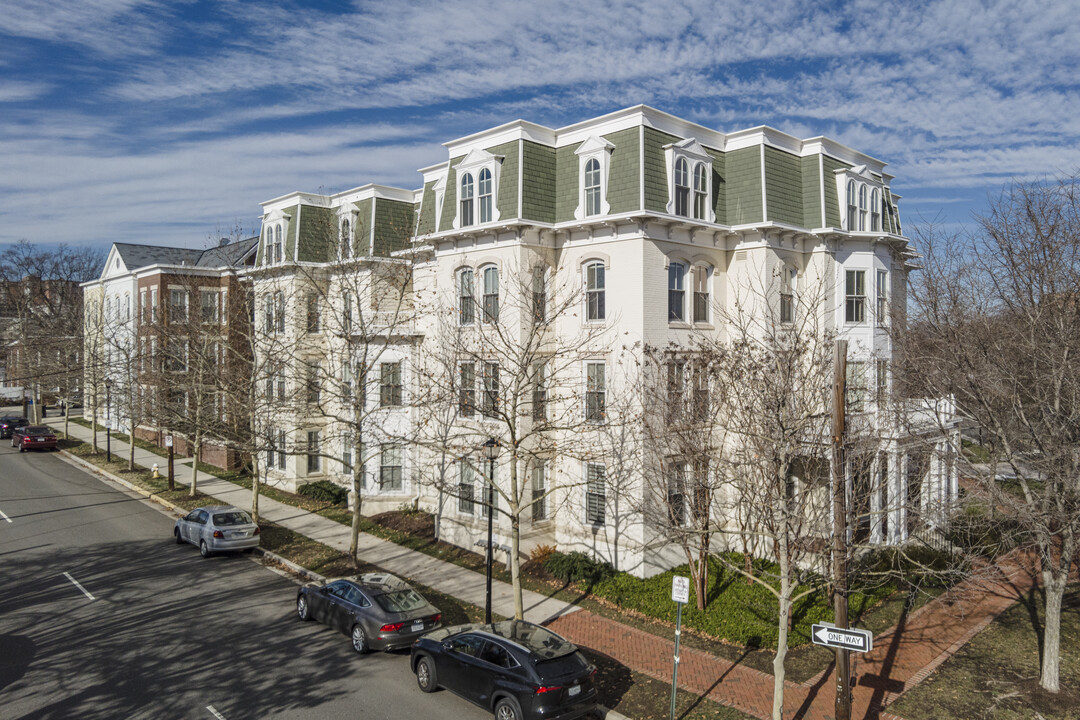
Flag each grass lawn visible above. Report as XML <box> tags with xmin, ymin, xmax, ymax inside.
<box><xmin>890</xmin><ymin>585</ymin><xmax>1080</xmax><ymax>720</ymax></box>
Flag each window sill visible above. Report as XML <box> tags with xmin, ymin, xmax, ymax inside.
<box><xmin>667</xmin><ymin>320</ymin><xmax>692</xmax><ymax>329</ymax></box>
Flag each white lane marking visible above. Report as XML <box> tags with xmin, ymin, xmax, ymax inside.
<box><xmin>206</xmin><ymin>706</ymin><xmax>227</xmax><ymax>719</ymax></box>
<box><xmin>61</xmin><ymin>571</ymin><xmax>96</xmax><ymax>601</ymax></box>
<box><xmin>0</xmin><ymin>507</ymin><xmax>10</xmax><ymax>523</ymax></box>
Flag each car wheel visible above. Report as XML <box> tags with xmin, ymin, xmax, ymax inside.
<box><xmin>199</xmin><ymin>540</ymin><xmax>211</xmax><ymax>558</ymax></box>
<box><xmin>297</xmin><ymin>595</ymin><xmax>311</xmax><ymax>621</ymax></box>
<box><xmin>494</xmin><ymin>697</ymin><xmax>522</xmax><ymax>720</ymax></box>
<box><xmin>174</xmin><ymin>528</ymin><xmax>184</xmax><ymax>545</ymax></box>
<box><xmin>416</xmin><ymin>656</ymin><xmax>438</xmax><ymax>693</ymax></box>
<box><xmin>351</xmin><ymin>624</ymin><xmax>368</xmax><ymax>654</ymax></box>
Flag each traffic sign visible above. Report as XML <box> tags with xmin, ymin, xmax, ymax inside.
<box><xmin>671</xmin><ymin>575</ymin><xmax>690</xmax><ymax>604</ymax></box>
<box><xmin>164</xmin><ymin>435</ymin><xmax>173</xmax><ymax>447</ymax></box>
<box><xmin>811</xmin><ymin>624</ymin><xmax>873</xmax><ymax>652</ymax></box>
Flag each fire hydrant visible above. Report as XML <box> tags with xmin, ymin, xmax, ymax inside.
<box><xmin>152</xmin><ymin>463</ymin><xmax>160</xmax><ymax>479</ymax></box>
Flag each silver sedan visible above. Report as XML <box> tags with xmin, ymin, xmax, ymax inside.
<box><xmin>174</xmin><ymin>505</ymin><xmax>261</xmax><ymax>557</ymax></box>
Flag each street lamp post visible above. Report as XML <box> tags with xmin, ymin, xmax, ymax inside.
<box><xmin>482</xmin><ymin>438</ymin><xmax>499</xmax><ymax>625</ymax></box>
<box><xmin>105</xmin><ymin>379</ymin><xmax>112</xmax><ymax>463</ymax></box>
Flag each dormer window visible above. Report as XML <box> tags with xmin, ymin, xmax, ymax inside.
<box><xmin>453</xmin><ymin>148</ymin><xmax>503</xmax><ymax>229</ymax></box>
<box><xmin>274</xmin><ymin>224</ymin><xmax>283</xmax><ymax>263</ymax></box>
<box><xmin>460</xmin><ymin>173</ymin><xmax>475</xmax><ymax>227</ymax></box>
<box><xmin>584</xmin><ymin>159</ymin><xmax>601</xmax><ymax>216</ymax></box>
<box><xmin>478</xmin><ymin>168</ymin><xmax>493</xmax><ymax>224</ymax></box>
<box><xmin>837</xmin><ymin>166</ymin><xmax>885</xmax><ymax>233</ymax></box>
<box><xmin>674</xmin><ymin>159</ymin><xmax>690</xmax><ymax>217</ymax></box>
<box><xmin>846</xmin><ymin>181</ymin><xmax>857</xmax><ymax>230</ymax></box>
<box><xmin>693</xmin><ymin>164</ymin><xmax>708</xmax><ymax>219</ymax></box>
<box><xmin>858</xmin><ymin>184</ymin><xmax>868</xmax><ymax>231</ymax></box>
<box><xmin>664</xmin><ymin>138</ymin><xmax>714</xmax><ymax>222</ymax></box>
<box><xmin>574</xmin><ymin>136</ymin><xmax>614</xmax><ymax>220</ymax></box>
<box><xmin>340</xmin><ymin>219</ymin><xmax>351</xmax><ymax>259</ymax></box>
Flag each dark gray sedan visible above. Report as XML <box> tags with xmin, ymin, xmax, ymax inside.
<box><xmin>174</xmin><ymin>505</ymin><xmax>260</xmax><ymax>557</ymax></box>
<box><xmin>296</xmin><ymin>574</ymin><xmax>441</xmax><ymax>654</ymax></box>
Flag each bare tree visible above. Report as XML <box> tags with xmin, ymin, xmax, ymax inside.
<box><xmin>414</xmin><ymin>253</ymin><xmax>610</xmax><ymax>619</ymax></box>
<box><xmin>903</xmin><ymin>176</ymin><xmax>1080</xmax><ymax>693</ymax></box>
<box><xmin>0</xmin><ymin>241</ymin><xmax>102</xmax><ymax>424</ymax></box>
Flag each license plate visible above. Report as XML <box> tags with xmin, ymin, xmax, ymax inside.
<box><xmin>230</xmin><ymin>531</ymin><xmax>246</xmax><ymax>538</ymax></box>
<box><xmin>568</xmin><ymin>685</ymin><xmax>580</xmax><ymax>697</ymax></box>
<box><xmin>411</xmin><ymin>621</ymin><xmax>424</xmax><ymax>632</ymax></box>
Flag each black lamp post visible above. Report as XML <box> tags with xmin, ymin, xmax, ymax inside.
<box><xmin>105</xmin><ymin>379</ymin><xmax>112</xmax><ymax>463</ymax></box>
<box><xmin>482</xmin><ymin>437</ymin><xmax>499</xmax><ymax>625</ymax></box>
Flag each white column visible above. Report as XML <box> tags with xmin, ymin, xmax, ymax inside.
<box><xmin>898</xmin><ymin>451</ymin><xmax>909</xmax><ymax>542</ymax></box>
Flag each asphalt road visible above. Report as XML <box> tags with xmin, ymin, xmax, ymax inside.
<box><xmin>0</xmin><ymin>441</ymin><xmax>490</xmax><ymax>720</ymax></box>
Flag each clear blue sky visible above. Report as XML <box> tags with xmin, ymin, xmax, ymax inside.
<box><xmin>3</xmin><ymin>0</ymin><xmax>1079</xmax><ymax>252</ymax></box>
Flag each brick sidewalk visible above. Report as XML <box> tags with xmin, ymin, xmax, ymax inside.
<box><xmin>547</xmin><ymin>555</ymin><xmax>1039</xmax><ymax>720</ymax></box>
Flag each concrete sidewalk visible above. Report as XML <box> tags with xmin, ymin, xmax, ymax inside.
<box><xmin>45</xmin><ymin>417</ymin><xmax>580</xmax><ymax>627</ymax></box>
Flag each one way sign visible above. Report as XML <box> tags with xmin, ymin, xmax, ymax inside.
<box><xmin>811</xmin><ymin>624</ymin><xmax>873</xmax><ymax>653</ymax></box>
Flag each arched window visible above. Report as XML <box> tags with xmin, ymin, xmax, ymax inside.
<box><xmin>858</xmin><ymin>184</ymin><xmax>868</xmax><ymax>231</ymax></box>
<box><xmin>870</xmin><ymin>189</ymin><xmax>880</xmax><ymax>232</ymax></box>
<box><xmin>846</xmin><ymin>181</ymin><xmax>857</xmax><ymax>231</ymax></box>
<box><xmin>674</xmin><ymin>158</ymin><xmax>690</xmax><ymax>217</ymax></box>
<box><xmin>340</xmin><ymin>219</ymin><xmax>351</xmax><ymax>259</ymax></box>
<box><xmin>584</xmin><ymin>158</ymin><xmax>601</xmax><ymax>216</ymax></box>
<box><xmin>457</xmin><ymin>268</ymin><xmax>474</xmax><ymax>325</ymax></box>
<box><xmin>482</xmin><ymin>266</ymin><xmax>499</xmax><ymax>323</ymax></box>
<box><xmin>264</xmin><ymin>227</ymin><xmax>272</xmax><ymax>265</ymax></box>
<box><xmin>668</xmin><ymin>263</ymin><xmax>686</xmax><ymax>322</ymax></box>
<box><xmin>274</xmin><ymin>224</ymin><xmax>283</xmax><ymax>263</ymax></box>
<box><xmin>478</xmin><ymin>169</ymin><xmax>492</xmax><ymax>223</ymax></box>
<box><xmin>460</xmin><ymin>173</ymin><xmax>475</xmax><ymax>227</ymax></box>
<box><xmin>585</xmin><ymin>262</ymin><xmax>605</xmax><ymax>321</ymax></box>
<box><xmin>693</xmin><ymin>163</ymin><xmax>707</xmax><ymax>219</ymax></box>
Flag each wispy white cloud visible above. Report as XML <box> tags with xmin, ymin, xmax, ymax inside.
<box><xmin>3</xmin><ymin>0</ymin><xmax>1080</xmax><ymax>249</ymax></box>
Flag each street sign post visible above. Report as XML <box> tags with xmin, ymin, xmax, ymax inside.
<box><xmin>811</xmin><ymin>624</ymin><xmax>873</xmax><ymax>653</ymax></box>
<box><xmin>669</xmin><ymin>575</ymin><xmax>690</xmax><ymax>720</ymax></box>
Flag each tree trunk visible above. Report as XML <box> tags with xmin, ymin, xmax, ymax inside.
<box><xmin>189</xmin><ymin>433</ymin><xmax>200</xmax><ymax>497</ymax></box>
<box><xmin>1040</xmin><ymin>568</ymin><xmax>1066</xmax><ymax>692</ymax></box>
<box><xmin>511</xmin><ymin>515</ymin><xmax>523</xmax><ymax>620</ymax></box>
<box><xmin>128</xmin><ymin>420</ymin><xmax>135</xmax><ymax>471</ymax></box>
<box><xmin>349</xmin><ymin>457</ymin><xmax>363</xmax><ymax>568</ymax></box>
<box><xmin>251</xmin><ymin>454</ymin><xmax>261</xmax><ymax>524</ymax></box>
<box><xmin>772</xmin><ymin>530</ymin><xmax>792</xmax><ymax>720</ymax></box>
<box><xmin>695</xmin><ymin>538</ymin><xmax>710</xmax><ymax>611</ymax></box>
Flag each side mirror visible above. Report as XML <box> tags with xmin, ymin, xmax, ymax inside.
<box><xmin>442</xmin><ymin>641</ymin><xmax>454</xmax><ymax>652</ymax></box>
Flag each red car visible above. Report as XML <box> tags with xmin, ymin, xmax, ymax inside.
<box><xmin>12</xmin><ymin>425</ymin><xmax>58</xmax><ymax>452</ymax></box>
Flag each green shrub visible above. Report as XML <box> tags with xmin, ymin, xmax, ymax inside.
<box><xmin>297</xmin><ymin>480</ymin><xmax>349</xmax><ymax>505</ymax></box>
<box><xmin>543</xmin><ymin>551</ymin><xmax>616</xmax><ymax>586</ymax></box>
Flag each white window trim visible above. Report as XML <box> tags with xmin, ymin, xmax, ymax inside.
<box><xmin>581</xmin><ymin>257</ymin><xmax>609</xmax><ymax>325</ymax></box>
<box><xmin>835</xmin><ymin>166</ymin><xmax>884</xmax><ymax>233</ymax></box>
<box><xmin>453</xmin><ymin>148</ymin><xmax>503</xmax><ymax>230</ymax></box>
<box><xmin>584</xmin><ymin>359</ymin><xmax>607</xmax><ymax>424</ymax></box>
<box><xmin>338</xmin><ymin>208</ymin><xmax>359</xmax><ymax>260</ymax></box>
<box><xmin>262</xmin><ymin>209</ymin><xmax>292</xmax><ymax>264</ymax></box>
<box><xmin>663</xmin><ymin>138</ymin><xmax>715</xmax><ymax>222</ymax></box>
<box><xmin>574</xmin><ymin>136</ymin><xmax>615</xmax><ymax>220</ymax></box>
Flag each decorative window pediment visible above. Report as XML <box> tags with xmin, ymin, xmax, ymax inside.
<box><xmin>453</xmin><ymin>148</ymin><xmax>504</xmax><ymax>230</ymax></box>
<box><xmin>663</xmin><ymin>138</ymin><xmax>714</xmax><ymax>222</ymax></box>
<box><xmin>574</xmin><ymin>136</ymin><xmax>615</xmax><ymax>220</ymax></box>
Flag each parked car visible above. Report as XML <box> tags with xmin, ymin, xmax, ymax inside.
<box><xmin>0</xmin><ymin>416</ymin><xmax>29</xmax><ymax>439</ymax></box>
<box><xmin>411</xmin><ymin>620</ymin><xmax>598</xmax><ymax>720</ymax></box>
<box><xmin>173</xmin><ymin>505</ymin><xmax>260</xmax><ymax>557</ymax></box>
<box><xmin>11</xmin><ymin>425</ymin><xmax>57</xmax><ymax>452</ymax></box>
<box><xmin>296</xmin><ymin>573</ymin><xmax>441</xmax><ymax>654</ymax></box>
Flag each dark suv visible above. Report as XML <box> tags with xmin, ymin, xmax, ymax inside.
<box><xmin>0</xmin><ymin>416</ymin><xmax>29</xmax><ymax>439</ymax></box>
<box><xmin>411</xmin><ymin>620</ymin><xmax>597</xmax><ymax>720</ymax></box>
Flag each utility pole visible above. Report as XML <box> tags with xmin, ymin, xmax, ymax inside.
<box><xmin>832</xmin><ymin>339</ymin><xmax>851</xmax><ymax>720</ymax></box>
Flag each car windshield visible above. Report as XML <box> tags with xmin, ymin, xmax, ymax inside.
<box><xmin>374</xmin><ymin>589</ymin><xmax>426</xmax><ymax>613</ymax></box>
<box><xmin>212</xmin><ymin>511</ymin><xmax>253</xmax><ymax>526</ymax></box>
